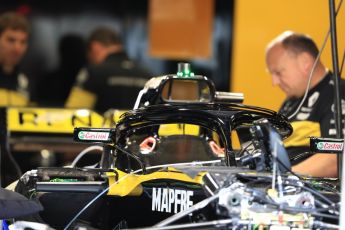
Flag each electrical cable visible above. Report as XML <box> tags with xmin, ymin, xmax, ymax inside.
<box><xmin>115</xmin><ymin>143</ymin><xmax>223</xmax><ymax>173</ymax></box>
<box><xmin>154</xmin><ymin>178</ymin><xmax>339</xmax><ymax>229</ymax></box>
<box><xmin>237</xmin><ymin>149</ymin><xmax>339</xmax><ymax>205</ymax></box>
<box><xmin>64</xmin><ymin>123</ymin><xmax>339</xmax><ymax>229</ymax></box>
<box><xmin>279</xmin><ymin>206</ymin><xmax>339</xmax><ymax>220</ymax></box>
<box><xmin>270</xmin><ymin>157</ymin><xmax>338</xmax><ymax>208</ymax></box>
<box><xmin>132</xmin><ymin>219</ymin><xmax>234</xmax><ymax>230</ymax></box>
<box><xmin>140</xmin><ymin>159</ymin><xmax>222</xmax><ymax>171</ymax></box>
<box><xmin>151</xmin><ymin>125</ymin><xmax>340</xmax><ymax>228</ymax></box>
<box><xmin>274</xmin><ymin>157</ymin><xmax>339</xmax><ymax>207</ymax></box>
<box><xmin>287</xmin><ymin>35</ymin><xmax>328</xmax><ymax>120</ymax></box>
<box><xmin>288</xmin><ymin>0</ymin><xmax>343</xmax><ymax>120</ymax></box>
<box><xmin>62</xmin><ymin>165</ymin><xmax>338</xmax><ymax>229</ymax></box>
<box><xmin>293</xmin><ymin>181</ymin><xmax>338</xmax><ymax>209</ymax></box>
<box><xmin>303</xmin><ymin>179</ymin><xmax>339</xmax><ymax>194</ymax></box>
<box><xmin>238</xmin><ymin>142</ymin><xmax>254</xmax><ymax>156</ymax></box>
<box><xmin>136</xmin><ymin>218</ymin><xmax>340</xmax><ymax>230</ymax></box>
<box><xmin>5</xmin><ymin>137</ymin><xmax>22</xmax><ymax>179</ymax></box>
<box><xmin>267</xmin><ymin>196</ymin><xmax>337</xmax><ymax>219</ymax></box>
<box><xmin>154</xmin><ymin>185</ymin><xmax>232</xmax><ymax>227</ymax></box>
<box><xmin>265</xmin><ymin>128</ymin><xmax>340</xmax><ymax>206</ymax></box>
<box><xmin>274</xmin><ymin>154</ymin><xmax>339</xmax><ymax>194</ymax></box>
<box><xmin>63</xmin><ymin>160</ymin><xmax>221</xmax><ymax>230</ymax></box>
<box><xmin>236</xmin><ymin>172</ymin><xmax>338</xmax><ymax>212</ymax></box>
<box><xmin>113</xmin><ymin>144</ymin><xmax>146</xmax><ymax>173</ymax></box>
<box><xmin>63</xmin><ymin>167</ymin><xmax>143</xmax><ymax>230</ymax></box>
<box><xmin>247</xmin><ymin>184</ymin><xmax>339</xmax><ymax>220</ymax></box>
<box><xmin>69</xmin><ymin>145</ymin><xmax>103</xmax><ymax>168</ymax></box>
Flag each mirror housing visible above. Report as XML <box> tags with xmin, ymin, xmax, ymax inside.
<box><xmin>133</xmin><ymin>63</ymin><xmax>244</xmax><ymax>109</ymax></box>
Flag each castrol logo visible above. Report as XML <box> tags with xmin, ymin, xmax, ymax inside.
<box><xmin>78</xmin><ymin>131</ymin><xmax>109</xmax><ymax>141</ymax></box>
<box><xmin>316</xmin><ymin>142</ymin><xmax>343</xmax><ymax>151</ymax></box>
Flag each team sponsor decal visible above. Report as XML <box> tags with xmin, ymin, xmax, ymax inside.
<box><xmin>152</xmin><ymin>187</ymin><xmax>194</xmax><ymax>213</ymax></box>
<box><xmin>316</xmin><ymin>142</ymin><xmax>343</xmax><ymax>151</ymax></box>
<box><xmin>308</xmin><ymin>92</ymin><xmax>319</xmax><ymax>107</ymax></box>
<box><xmin>296</xmin><ymin>112</ymin><xmax>310</xmax><ymax>120</ymax></box>
<box><xmin>78</xmin><ymin>131</ymin><xmax>109</xmax><ymax>141</ymax></box>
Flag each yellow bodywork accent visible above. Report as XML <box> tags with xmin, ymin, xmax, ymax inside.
<box><xmin>103</xmin><ymin>109</ymin><xmax>127</xmax><ymax>127</ymax></box>
<box><xmin>231</xmin><ymin>130</ymin><xmax>241</xmax><ymax>150</ymax></box>
<box><xmin>0</xmin><ymin>89</ymin><xmax>28</xmax><ymax>106</ymax></box>
<box><xmin>106</xmin><ymin>168</ymin><xmax>205</xmax><ymax>196</ymax></box>
<box><xmin>284</xmin><ymin>120</ymin><xmax>321</xmax><ymax>147</ymax></box>
<box><xmin>65</xmin><ymin>86</ymin><xmax>96</xmax><ymax>109</ymax></box>
<box><xmin>8</xmin><ymin>107</ymin><xmax>104</xmax><ymax>133</ymax></box>
<box><xmin>158</xmin><ymin>124</ymin><xmax>199</xmax><ymax>136</ymax></box>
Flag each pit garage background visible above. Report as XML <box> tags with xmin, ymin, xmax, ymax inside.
<box><xmin>232</xmin><ymin>0</ymin><xmax>345</xmax><ymax>111</ymax></box>
<box><xmin>1</xmin><ymin>0</ymin><xmax>344</xmax><ymax>111</ymax></box>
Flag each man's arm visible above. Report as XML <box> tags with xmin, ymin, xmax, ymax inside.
<box><xmin>292</xmin><ymin>153</ymin><xmax>337</xmax><ymax>177</ymax></box>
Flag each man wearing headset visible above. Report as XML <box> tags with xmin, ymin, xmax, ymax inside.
<box><xmin>265</xmin><ymin>31</ymin><xmax>345</xmax><ymax>177</ymax></box>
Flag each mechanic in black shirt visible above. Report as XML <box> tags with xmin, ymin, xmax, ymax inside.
<box><xmin>0</xmin><ymin>11</ymin><xmax>30</xmax><ymax>106</ymax></box>
<box><xmin>65</xmin><ymin>26</ymin><xmax>151</xmax><ymax>113</ymax></box>
<box><xmin>265</xmin><ymin>31</ymin><xmax>345</xmax><ymax>177</ymax></box>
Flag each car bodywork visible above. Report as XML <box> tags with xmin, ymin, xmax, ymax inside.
<box><xmin>9</xmin><ymin>68</ymin><xmax>340</xmax><ymax>229</ymax></box>
<box><xmin>14</xmin><ymin>101</ymin><xmax>294</xmax><ymax>229</ymax></box>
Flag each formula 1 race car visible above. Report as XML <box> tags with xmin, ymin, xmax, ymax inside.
<box><xmin>9</xmin><ymin>64</ymin><xmax>340</xmax><ymax>229</ymax></box>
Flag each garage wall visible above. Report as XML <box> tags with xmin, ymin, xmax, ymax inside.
<box><xmin>231</xmin><ymin>0</ymin><xmax>345</xmax><ymax>111</ymax></box>
<box><xmin>149</xmin><ymin>0</ymin><xmax>214</xmax><ymax>59</ymax></box>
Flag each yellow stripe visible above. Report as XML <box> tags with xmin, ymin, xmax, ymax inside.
<box><xmin>65</xmin><ymin>86</ymin><xmax>96</xmax><ymax>109</ymax></box>
<box><xmin>0</xmin><ymin>89</ymin><xmax>28</xmax><ymax>106</ymax></box>
<box><xmin>284</xmin><ymin>120</ymin><xmax>321</xmax><ymax>147</ymax></box>
<box><xmin>106</xmin><ymin>168</ymin><xmax>205</xmax><ymax>196</ymax></box>
<box><xmin>231</xmin><ymin>130</ymin><xmax>241</xmax><ymax>150</ymax></box>
<box><xmin>158</xmin><ymin>124</ymin><xmax>200</xmax><ymax>136</ymax></box>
